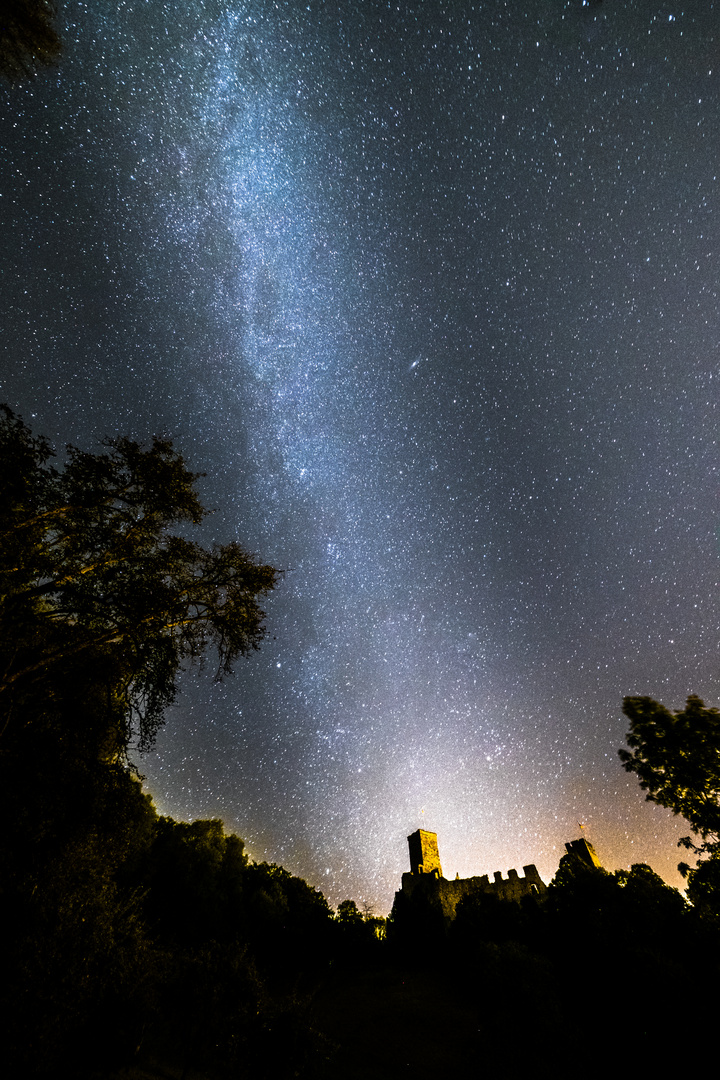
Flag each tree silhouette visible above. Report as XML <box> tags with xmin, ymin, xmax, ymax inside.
<box><xmin>620</xmin><ymin>695</ymin><xmax>720</xmax><ymax>861</ymax></box>
<box><xmin>0</xmin><ymin>405</ymin><xmax>278</xmax><ymax>757</ymax></box>
<box><xmin>0</xmin><ymin>1</ymin><xmax>61</xmax><ymax>81</ymax></box>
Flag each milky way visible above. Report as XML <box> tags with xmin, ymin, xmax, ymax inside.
<box><xmin>2</xmin><ymin>1</ymin><xmax>720</xmax><ymax>909</ymax></box>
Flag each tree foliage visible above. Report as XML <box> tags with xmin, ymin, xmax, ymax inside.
<box><xmin>0</xmin><ymin>410</ymin><xmax>353</xmax><ymax>1076</ymax></box>
<box><xmin>141</xmin><ymin>817</ymin><xmax>249</xmax><ymax>945</ymax></box>
<box><xmin>0</xmin><ymin>0</ymin><xmax>61</xmax><ymax>81</ymax></box>
<box><xmin>685</xmin><ymin>856</ymin><xmax>720</xmax><ymax>920</ymax></box>
<box><xmin>0</xmin><ymin>405</ymin><xmax>278</xmax><ymax>755</ymax></box>
<box><xmin>619</xmin><ymin>694</ymin><xmax>720</xmax><ymax>859</ymax></box>
<box><xmin>336</xmin><ymin>899</ymin><xmax>363</xmax><ymax>924</ymax></box>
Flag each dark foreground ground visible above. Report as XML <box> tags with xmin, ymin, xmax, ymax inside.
<box><xmin>105</xmin><ymin>938</ymin><xmax>683</xmax><ymax>1080</ymax></box>
<box><xmin>106</xmin><ymin>963</ymin><xmax>547</xmax><ymax>1080</ymax></box>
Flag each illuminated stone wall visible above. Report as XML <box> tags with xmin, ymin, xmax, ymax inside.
<box><xmin>399</xmin><ymin>862</ymin><xmax>547</xmax><ymax>922</ymax></box>
<box><xmin>395</xmin><ymin>834</ymin><xmax>608</xmax><ymax>928</ymax></box>
<box><xmin>407</xmin><ymin>829</ymin><xmax>443</xmax><ymax>877</ymax></box>
<box><xmin>564</xmin><ymin>838</ymin><xmax>602</xmax><ymax>869</ymax></box>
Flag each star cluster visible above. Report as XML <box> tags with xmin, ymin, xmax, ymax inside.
<box><xmin>2</xmin><ymin>1</ymin><xmax>719</xmax><ymax>910</ymax></box>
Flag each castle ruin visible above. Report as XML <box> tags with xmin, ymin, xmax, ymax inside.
<box><xmin>397</xmin><ymin>829</ymin><xmax>601</xmax><ymax>923</ymax></box>
<box><xmin>564</xmin><ymin>837</ymin><xmax>602</xmax><ymax>869</ymax></box>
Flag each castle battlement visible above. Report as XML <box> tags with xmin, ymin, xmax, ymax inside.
<box><xmin>398</xmin><ymin>831</ymin><xmax>551</xmax><ymax>922</ymax></box>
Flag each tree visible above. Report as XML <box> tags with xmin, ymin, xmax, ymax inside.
<box><xmin>142</xmin><ymin>817</ymin><xmax>249</xmax><ymax>944</ymax></box>
<box><xmin>0</xmin><ymin>1</ymin><xmax>61</xmax><ymax>81</ymax></box>
<box><xmin>0</xmin><ymin>405</ymin><xmax>278</xmax><ymax>757</ymax></box>
<box><xmin>684</xmin><ymin>856</ymin><xmax>720</xmax><ymax>919</ymax></box>
<box><xmin>619</xmin><ymin>695</ymin><xmax>720</xmax><ymax>862</ymax></box>
<box><xmin>335</xmin><ymin>899</ymin><xmax>363</xmax><ymax>924</ymax></box>
<box><xmin>0</xmin><ymin>408</ymin><xmax>277</xmax><ymax>1074</ymax></box>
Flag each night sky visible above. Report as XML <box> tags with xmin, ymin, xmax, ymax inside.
<box><xmin>2</xmin><ymin>0</ymin><xmax>720</xmax><ymax>911</ymax></box>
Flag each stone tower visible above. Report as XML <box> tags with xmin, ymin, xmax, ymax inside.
<box><xmin>407</xmin><ymin>829</ymin><xmax>443</xmax><ymax>877</ymax></box>
<box><xmin>565</xmin><ymin>837</ymin><xmax>602</xmax><ymax>869</ymax></box>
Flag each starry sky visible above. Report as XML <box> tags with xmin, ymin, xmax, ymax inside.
<box><xmin>2</xmin><ymin>0</ymin><xmax>720</xmax><ymax>911</ymax></box>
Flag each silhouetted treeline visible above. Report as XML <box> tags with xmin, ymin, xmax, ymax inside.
<box><xmin>375</xmin><ymin>853</ymin><xmax>720</xmax><ymax>1074</ymax></box>
<box><xmin>5</xmin><ymin>735</ymin><xmax>720</xmax><ymax>1079</ymax></box>
<box><xmin>3</xmin><ymin>410</ymin><xmax>719</xmax><ymax>1077</ymax></box>
<box><xmin>0</xmin><ymin>743</ymin><xmax>386</xmax><ymax>1078</ymax></box>
<box><xmin>0</xmin><ymin>410</ymin><xmax>380</xmax><ymax>1077</ymax></box>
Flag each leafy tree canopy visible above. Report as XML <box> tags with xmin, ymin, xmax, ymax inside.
<box><xmin>620</xmin><ymin>695</ymin><xmax>720</xmax><ymax>861</ymax></box>
<box><xmin>0</xmin><ymin>1</ymin><xmax>61</xmax><ymax>81</ymax></box>
<box><xmin>0</xmin><ymin>405</ymin><xmax>277</xmax><ymax>755</ymax></box>
<box><xmin>336</xmin><ymin>899</ymin><xmax>363</xmax><ymax>924</ymax></box>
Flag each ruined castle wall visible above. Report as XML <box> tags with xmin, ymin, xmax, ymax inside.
<box><xmin>399</xmin><ymin>863</ymin><xmax>546</xmax><ymax>922</ymax></box>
